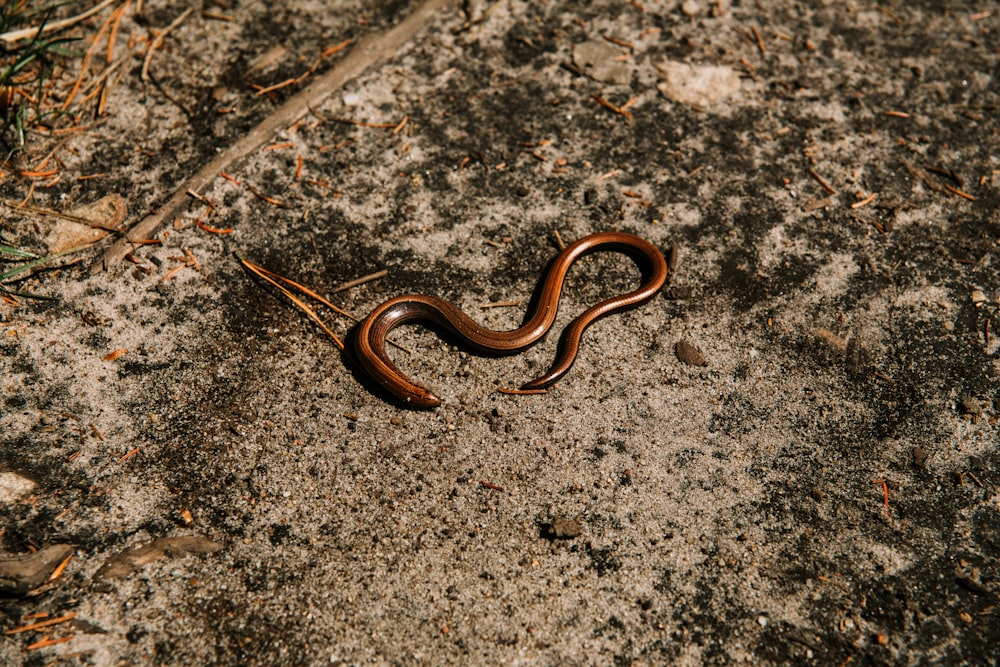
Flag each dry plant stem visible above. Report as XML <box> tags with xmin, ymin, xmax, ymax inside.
<box><xmin>238</xmin><ymin>257</ymin><xmax>345</xmax><ymax>349</ymax></box>
<box><xmin>140</xmin><ymin>7</ymin><xmax>194</xmax><ymax>82</ymax></box>
<box><xmin>332</xmin><ymin>269</ymin><xmax>388</xmax><ymax>293</ymax></box>
<box><xmin>243</xmin><ymin>259</ymin><xmax>412</xmax><ymax>354</ymax></box>
<box><xmin>61</xmin><ymin>5</ymin><xmax>117</xmax><ymax>111</ymax></box>
<box><xmin>0</xmin><ymin>0</ymin><xmax>117</xmax><ymax>44</ymax></box>
<box><xmin>93</xmin><ymin>0</ymin><xmax>458</xmax><ymax>273</ymax></box>
<box><xmin>242</xmin><ymin>258</ymin><xmax>353</xmax><ymax>321</ymax></box>
<box><xmin>0</xmin><ymin>199</ymin><xmax>122</xmax><ymax>230</ymax></box>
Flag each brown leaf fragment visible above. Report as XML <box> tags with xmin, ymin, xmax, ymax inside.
<box><xmin>45</xmin><ymin>194</ymin><xmax>127</xmax><ymax>253</ymax></box>
<box><xmin>0</xmin><ymin>544</ymin><xmax>75</xmax><ymax>596</ymax></box>
<box><xmin>802</xmin><ymin>196</ymin><xmax>836</xmax><ymax>212</ymax></box>
<box><xmin>95</xmin><ymin>536</ymin><xmax>224</xmax><ymax>580</ymax></box>
<box><xmin>675</xmin><ymin>340</ymin><xmax>707</xmax><ymax>367</ymax></box>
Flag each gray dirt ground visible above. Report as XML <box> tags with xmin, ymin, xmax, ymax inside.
<box><xmin>2</xmin><ymin>0</ymin><xmax>999</xmax><ymax>664</ymax></box>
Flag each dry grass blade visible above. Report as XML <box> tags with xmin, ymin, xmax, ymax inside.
<box><xmin>236</xmin><ymin>253</ymin><xmax>344</xmax><ymax>349</ymax></box>
<box><xmin>235</xmin><ymin>254</ymin><xmax>413</xmax><ymax>355</ymax></box>
<box><xmin>0</xmin><ymin>0</ymin><xmax>116</xmax><ymax>44</ymax></box>
<box><xmin>243</xmin><ymin>258</ymin><xmax>354</xmax><ymax>321</ymax></box>
<box><xmin>140</xmin><ymin>6</ymin><xmax>193</xmax><ymax>82</ymax></box>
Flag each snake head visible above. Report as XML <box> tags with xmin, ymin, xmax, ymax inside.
<box><xmin>406</xmin><ymin>387</ymin><xmax>442</xmax><ymax>409</ymax></box>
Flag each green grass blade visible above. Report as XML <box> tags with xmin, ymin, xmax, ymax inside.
<box><xmin>0</xmin><ymin>243</ymin><xmax>39</xmax><ymax>260</ymax></box>
<box><xmin>0</xmin><ymin>243</ymin><xmax>93</xmax><ymax>283</ymax></box>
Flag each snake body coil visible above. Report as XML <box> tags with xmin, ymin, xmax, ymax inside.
<box><xmin>354</xmin><ymin>231</ymin><xmax>670</xmax><ymax>408</ymax></box>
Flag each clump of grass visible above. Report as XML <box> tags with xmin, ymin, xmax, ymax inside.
<box><xmin>0</xmin><ymin>1</ymin><xmax>79</xmax><ymax>164</ymax></box>
<box><xmin>1</xmin><ymin>235</ymin><xmax>92</xmax><ymax>301</ymax></box>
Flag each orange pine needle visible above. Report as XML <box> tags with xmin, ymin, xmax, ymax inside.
<box><xmin>118</xmin><ymin>447</ymin><xmax>140</xmax><ymax>463</ymax></box>
<box><xmin>321</xmin><ymin>39</ymin><xmax>352</xmax><ymax>57</ymax></box>
<box><xmin>62</xmin><ymin>6</ymin><xmax>116</xmax><ymax>111</ymax></box>
<box><xmin>237</xmin><ymin>256</ymin><xmax>344</xmax><ymax>349</ymax></box>
<box><xmin>48</xmin><ymin>553</ymin><xmax>73</xmax><ymax>583</ymax></box>
<box><xmin>26</xmin><ymin>635</ymin><xmax>74</xmax><ymax>651</ymax></box>
<box><xmin>196</xmin><ymin>220</ymin><xmax>234</xmax><ymax>234</ymax></box>
<box><xmin>107</xmin><ymin>1</ymin><xmax>131</xmax><ymax>65</ymax></box>
<box><xmin>4</xmin><ymin>613</ymin><xmax>77</xmax><ymax>635</ymax></box>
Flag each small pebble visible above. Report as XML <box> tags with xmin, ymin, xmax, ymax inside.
<box><xmin>675</xmin><ymin>340</ymin><xmax>708</xmax><ymax>367</ymax></box>
<box><xmin>681</xmin><ymin>0</ymin><xmax>702</xmax><ymax>17</ymax></box>
<box><xmin>547</xmin><ymin>517</ymin><xmax>583</xmax><ymax>540</ymax></box>
<box><xmin>960</xmin><ymin>395</ymin><xmax>983</xmax><ymax>415</ymax></box>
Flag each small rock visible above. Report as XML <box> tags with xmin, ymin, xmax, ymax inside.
<box><xmin>546</xmin><ymin>517</ymin><xmax>583</xmax><ymax>540</ymax></box>
<box><xmin>0</xmin><ymin>472</ymin><xmax>36</xmax><ymax>503</ymax></box>
<box><xmin>675</xmin><ymin>340</ymin><xmax>707</xmax><ymax>367</ymax></box>
<box><xmin>573</xmin><ymin>41</ymin><xmax>631</xmax><ymax>85</ymax></box>
<box><xmin>665</xmin><ymin>285</ymin><xmax>693</xmax><ymax>300</ymax></box>
<box><xmin>656</xmin><ymin>60</ymin><xmax>741</xmax><ymax>108</ymax></box>
<box><xmin>912</xmin><ymin>446</ymin><xmax>928</xmax><ymax>468</ymax></box>
<box><xmin>681</xmin><ymin>0</ymin><xmax>702</xmax><ymax>17</ymax></box>
<box><xmin>970</xmin><ymin>289</ymin><xmax>986</xmax><ymax>305</ymax></box>
<box><xmin>810</xmin><ymin>487</ymin><xmax>825</xmax><ymax>501</ymax></box>
<box><xmin>960</xmin><ymin>395</ymin><xmax>983</xmax><ymax>416</ymax></box>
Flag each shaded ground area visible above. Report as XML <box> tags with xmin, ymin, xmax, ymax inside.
<box><xmin>2</xmin><ymin>0</ymin><xmax>999</xmax><ymax>664</ymax></box>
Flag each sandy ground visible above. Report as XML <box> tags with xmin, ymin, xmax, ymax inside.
<box><xmin>2</xmin><ymin>0</ymin><xmax>999</xmax><ymax>665</ymax></box>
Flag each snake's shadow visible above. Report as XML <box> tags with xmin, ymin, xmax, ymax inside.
<box><xmin>341</xmin><ymin>240</ymin><xmax>667</xmax><ymax>409</ymax></box>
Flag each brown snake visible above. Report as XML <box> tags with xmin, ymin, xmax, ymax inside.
<box><xmin>353</xmin><ymin>231</ymin><xmax>671</xmax><ymax>408</ymax></box>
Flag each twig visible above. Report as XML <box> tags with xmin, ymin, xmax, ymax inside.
<box><xmin>331</xmin><ymin>269</ymin><xmax>387</xmax><ymax>293</ymax></box>
<box><xmin>0</xmin><ymin>0</ymin><xmax>116</xmax><ymax>44</ymax></box>
<box><xmin>94</xmin><ymin>0</ymin><xmax>457</xmax><ymax>273</ymax></box>
<box><xmin>591</xmin><ymin>94</ymin><xmax>634</xmax><ymax>125</ymax></box>
<box><xmin>807</xmin><ymin>167</ymin><xmax>837</xmax><ymax>195</ymax></box>
<box><xmin>141</xmin><ymin>7</ymin><xmax>194</xmax><ymax>82</ymax></box>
